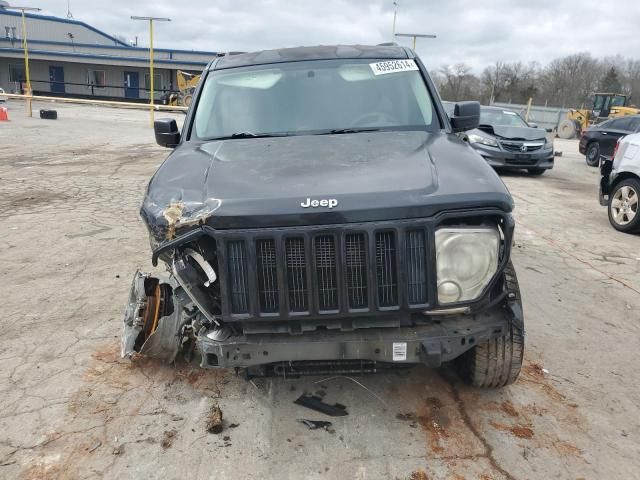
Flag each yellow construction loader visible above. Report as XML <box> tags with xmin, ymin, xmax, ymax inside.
<box><xmin>160</xmin><ymin>70</ymin><xmax>201</xmax><ymax>107</ymax></box>
<box><xmin>557</xmin><ymin>93</ymin><xmax>640</xmax><ymax>139</ymax></box>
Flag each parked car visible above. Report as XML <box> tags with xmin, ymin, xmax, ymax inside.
<box><xmin>463</xmin><ymin>106</ymin><xmax>554</xmax><ymax>175</ymax></box>
<box><xmin>0</xmin><ymin>88</ymin><xmax>7</xmax><ymax>103</ymax></box>
<box><xmin>599</xmin><ymin>133</ymin><xmax>640</xmax><ymax>233</ymax></box>
<box><xmin>579</xmin><ymin>115</ymin><xmax>640</xmax><ymax>166</ymax></box>
<box><xmin>122</xmin><ymin>45</ymin><xmax>525</xmax><ymax>388</ymax></box>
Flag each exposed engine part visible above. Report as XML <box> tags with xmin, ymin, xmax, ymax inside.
<box><xmin>205</xmin><ymin>324</ymin><xmax>233</xmax><ymax>341</ymax></box>
<box><xmin>172</xmin><ymin>254</ymin><xmax>220</xmax><ymax>326</ymax></box>
<box><xmin>183</xmin><ymin>248</ymin><xmax>217</xmax><ymax>287</ymax></box>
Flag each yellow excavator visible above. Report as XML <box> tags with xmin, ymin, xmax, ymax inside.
<box><xmin>557</xmin><ymin>93</ymin><xmax>640</xmax><ymax>139</ymax></box>
<box><xmin>161</xmin><ymin>70</ymin><xmax>201</xmax><ymax>107</ymax></box>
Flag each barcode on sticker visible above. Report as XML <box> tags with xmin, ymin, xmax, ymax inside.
<box><xmin>370</xmin><ymin>59</ymin><xmax>419</xmax><ymax>76</ymax></box>
<box><xmin>392</xmin><ymin>342</ymin><xmax>407</xmax><ymax>361</ymax></box>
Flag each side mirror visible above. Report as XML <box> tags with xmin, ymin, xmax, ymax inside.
<box><xmin>528</xmin><ymin>122</ymin><xmax>539</xmax><ymax>128</ymax></box>
<box><xmin>154</xmin><ymin>118</ymin><xmax>180</xmax><ymax>148</ymax></box>
<box><xmin>450</xmin><ymin>101</ymin><xmax>480</xmax><ymax>133</ymax></box>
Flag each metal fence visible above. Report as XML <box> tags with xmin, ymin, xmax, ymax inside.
<box><xmin>492</xmin><ymin>102</ymin><xmax>569</xmax><ymax>133</ymax></box>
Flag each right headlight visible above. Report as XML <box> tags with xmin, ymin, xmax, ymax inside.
<box><xmin>435</xmin><ymin>227</ymin><xmax>500</xmax><ymax>305</ymax></box>
<box><xmin>467</xmin><ymin>133</ymin><xmax>499</xmax><ymax>147</ymax></box>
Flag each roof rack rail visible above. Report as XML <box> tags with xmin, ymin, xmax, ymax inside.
<box><xmin>376</xmin><ymin>42</ymin><xmax>398</xmax><ymax>46</ymax></box>
<box><xmin>224</xmin><ymin>51</ymin><xmax>247</xmax><ymax>56</ymax></box>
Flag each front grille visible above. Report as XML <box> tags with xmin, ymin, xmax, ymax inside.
<box><xmin>501</xmin><ymin>141</ymin><xmax>544</xmax><ymax>153</ymax></box>
<box><xmin>220</xmin><ymin>225</ymin><xmax>430</xmax><ymax>319</ymax></box>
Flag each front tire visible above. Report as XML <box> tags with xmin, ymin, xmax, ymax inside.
<box><xmin>456</xmin><ymin>262</ymin><xmax>524</xmax><ymax>388</ymax></box>
<box><xmin>586</xmin><ymin>142</ymin><xmax>600</xmax><ymax>167</ymax></box>
<box><xmin>608</xmin><ymin>178</ymin><xmax>640</xmax><ymax>233</ymax></box>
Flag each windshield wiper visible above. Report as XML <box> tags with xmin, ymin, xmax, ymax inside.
<box><xmin>205</xmin><ymin>132</ymin><xmax>288</xmax><ymax>141</ymax></box>
<box><xmin>316</xmin><ymin>128</ymin><xmax>381</xmax><ymax>135</ymax></box>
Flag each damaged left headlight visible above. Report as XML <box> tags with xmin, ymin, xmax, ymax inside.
<box><xmin>435</xmin><ymin>227</ymin><xmax>500</xmax><ymax>305</ymax></box>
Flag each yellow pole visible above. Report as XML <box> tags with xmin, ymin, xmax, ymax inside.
<box><xmin>525</xmin><ymin>97</ymin><xmax>533</xmax><ymax>122</ymax></box>
<box><xmin>21</xmin><ymin>9</ymin><xmax>32</xmax><ymax>117</ymax></box>
<box><xmin>149</xmin><ymin>18</ymin><xmax>154</xmax><ymax>127</ymax></box>
<box><xmin>412</xmin><ymin>35</ymin><xmax>416</xmax><ymax>50</ymax></box>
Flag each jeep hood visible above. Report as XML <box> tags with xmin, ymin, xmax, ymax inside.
<box><xmin>141</xmin><ymin>131</ymin><xmax>513</xmax><ymax>242</ymax></box>
<box><xmin>477</xmin><ymin>125</ymin><xmax>546</xmax><ymax>141</ymax></box>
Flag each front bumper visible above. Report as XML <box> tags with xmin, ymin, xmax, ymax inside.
<box><xmin>197</xmin><ymin>305</ymin><xmax>517</xmax><ymax>369</ymax></box>
<box><xmin>471</xmin><ymin>144</ymin><xmax>555</xmax><ymax>170</ymax></box>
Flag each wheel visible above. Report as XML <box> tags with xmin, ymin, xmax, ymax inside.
<box><xmin>182</xmin><ymin>94</ymin><xmax>193</xmax><ymax>107</ymax></box>
<box><xmin>527</xmin><ymin>168</ymin><xmax>546</xmax><ymax>176</ymax></box>
<box><xmin>557</xmin><ymin>119</ymin><xmax>577</xmax><ymax>139</ymax></box>
<box><xmin>456</xmin><ymin>261</ymin><xmax>524</xmax><ymax>388</ymax></box>
<box><xmin>608</xmin><ymin>178</ymin><xmax>640</xmax><ymax>233</ymax></box>
<box><xmin>585</xmin><ymin>142</ymin><xmax>600</xmax><ymax>167</ymax></box>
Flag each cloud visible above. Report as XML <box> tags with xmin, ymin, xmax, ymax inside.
<box><xmin>29</xmin><ymin>0</ymin><xmax>640</xmax><ymax>72</ymax></box>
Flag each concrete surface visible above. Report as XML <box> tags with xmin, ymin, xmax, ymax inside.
<box><xmin>0</xmin><ymin>101</ymin><xmax>638</xmax><ymax>480</ymax></box>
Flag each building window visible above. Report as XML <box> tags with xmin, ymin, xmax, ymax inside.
<box><xmin>9</xmin><ymin>63</ymin><xmax>25</xmax><ymax>82</ymax></box>
<box><xmin>144</xmin><ymin>73</ymin><xmax>162</xmax><ymax>92</ymax></box>
<box><xmin>87</xmin><ymin>69</ymin><xmax>106</xmax><ymax>88</ymax></box>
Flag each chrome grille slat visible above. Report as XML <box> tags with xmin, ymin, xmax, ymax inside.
<box><xmin>406</xmin><ymin>230</ymin><xmax>427</xmax><ymax>304</ymax></box>
<box><xmin>228</xmin><ymin>240</ymin><xmax>249</xmax><ymax>313</ymax></box>
<box><xmin>315</xmin><ymin>235</ymin><xmax>338</xmax><ymax>311</ymax></box>
<box><xmin>345</xmin><ymin>233</ymin><xmax>367</xmax><ymax>309</ymax></box>
<box><xmin>256</xmin><ymin>239</ymin><xmax>279</xmax><ymax>313</ymax></box>
<box><xmin>286</xmin><ymin>237</ymin><xmax>308</xmax><ymax>312</ymax></box>
<box><xmin>375</xmin><ymin>231</ymin><xmax>398</xmax><ymax>307</ymax></box>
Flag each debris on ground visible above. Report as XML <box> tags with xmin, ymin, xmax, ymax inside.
<box><xmin>206</xmin><ymin>404</ymin><xmax>224</xmax><ymax>433</ymax></box>
<box><xmin>501</xmin><ymin>400</ymin><xmax>519</xmax><ymax>418</ymax></box>
<box><xmin>294</xmin><ymin>394</ymin><xmax>348</xmax><ymax>417</ymax></box>
<box><xmin>112</xmin><ymin>445</ymin><xmax>124</xmax><ymax>455</ymax></box>
<box><xmin>161</xmin><ymin>430</ymin><xmax>177</xmax><ymax>449</ymax></box>
<box><xmin>396</xmin><ymin>412</ymin><xmax>419</xmax><ymax>428</ymax></box>
<box><xmin>298</xmin><ymin>419</ymin><xmax>333</xmax><ymax>431</ymax></box>
<box><xmin>87</xmin><ymin>441</ymin><xmax>101</xmax><ymax>453</ymax></box>
<box><xmin>228</xmin><ymin>423</ymin><xmax>239</xmax><ymax>429</ymax></box>
<box><xmin>409</xmin><ymin>469</ymin><xmax>429</xmax><ymax>480</ymax></box>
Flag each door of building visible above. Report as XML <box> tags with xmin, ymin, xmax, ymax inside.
<box><xmin>49</xmin><ymin>66</ymin><xmax>65</xmax><ymax>94</ymax></box>
<box><xmin>124</xmin><ymin>71</ymin><xmax>139</xmax><ymax>99</ymax></box>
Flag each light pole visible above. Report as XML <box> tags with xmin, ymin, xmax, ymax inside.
<box><xmin>5</xmin><ymin>5</ymin><xmax>42</xmax><ymax>117</ymax></box>
<box><xmin>131</xmin><ymin>16</ymin><xmax>171</xmax><ymax>127</ymax></box>
<box><xmin>394</xmin><ymin>32</ymin><xmax>436</xmax><ymax>50</ymax></box>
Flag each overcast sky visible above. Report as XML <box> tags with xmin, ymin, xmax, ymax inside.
<box><xmin>23</xmin><ymin>0</ymin><xmax>640</xmax><ymax>72</ymax></box>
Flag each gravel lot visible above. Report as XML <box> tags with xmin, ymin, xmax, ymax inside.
<box><xmin>1</xmin><ymin>101</ymin><xmax>639</xmax><ymax>480</ymax></box>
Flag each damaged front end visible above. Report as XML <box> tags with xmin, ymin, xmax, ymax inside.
<box><xmin>121</xmin><ymin>244</ymin><xmax>234</xmax><ymax>364</ymax></box>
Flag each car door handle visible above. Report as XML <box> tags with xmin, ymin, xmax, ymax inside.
<box><xmin>601</xmin><ymin>132</ymin><xmax>607</xmax><ymax>135</ymax></box>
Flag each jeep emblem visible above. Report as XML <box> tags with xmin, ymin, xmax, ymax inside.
<box><xmin>300</xmin><ymin>198</ymin><xmax>338</xmax><ymax>209</ymax></box>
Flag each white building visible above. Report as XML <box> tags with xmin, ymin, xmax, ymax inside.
<box><xmin>0</xmin><ymin>6</ymin><xmax>217</xmax><ymax>100</ymax></box>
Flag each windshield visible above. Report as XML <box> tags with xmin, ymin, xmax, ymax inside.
<box><xmin>192</xmin><ymin>59</ymin><xmax>438</xmax><ymax>139</ymax></box>
<box><xmin>480</xmin><ymin>109</ymin><xmax>528</xmax><ymax>127</ymax></box>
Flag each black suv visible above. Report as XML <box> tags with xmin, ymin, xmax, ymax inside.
<box><xmin>122</xmin><ymin>45</ymin><xmax>524</xmax><ymax>388</ymax></box>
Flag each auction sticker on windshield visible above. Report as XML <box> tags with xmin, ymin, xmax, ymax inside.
<box><xmin>370</xmin><ymin>59</ymin><xmax>418</xmax><ymax>75</ymax></box>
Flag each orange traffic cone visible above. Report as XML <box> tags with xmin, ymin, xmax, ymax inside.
<box><xmin>0</xmin><ymin>107</ymin><xmax>8</xmax><ymax>121</ymax></box>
